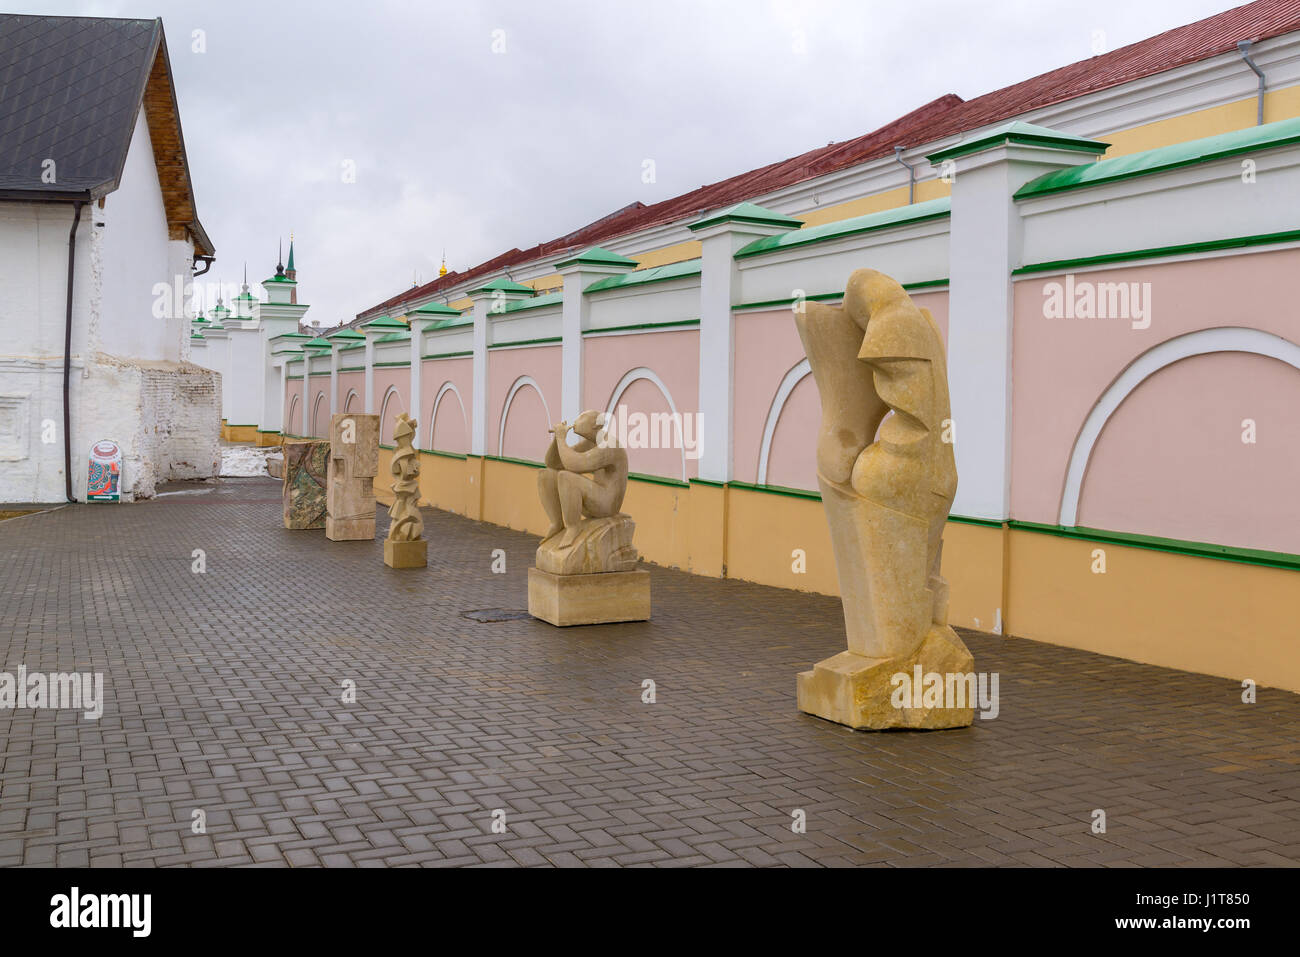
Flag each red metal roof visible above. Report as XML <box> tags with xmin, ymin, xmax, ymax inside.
<box><xmin>360</xmin><ymin>0</ymin><xmax>1300</xmax><ymax>320</ymax></box>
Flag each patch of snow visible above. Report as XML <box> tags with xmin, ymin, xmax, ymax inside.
<box><xmin>220</xmin><ymin>445</ymin><xmax>274</xmax><ymax>477</ymax></box>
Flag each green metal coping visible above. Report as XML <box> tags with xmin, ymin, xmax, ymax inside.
<box><xmin>271</xmin><ymin>332</ymin><xmax>310</xmax><ymax>341</ymax></box>
<box><xmin>584</xmin><ymin>318</ymin><xmax>700</xmax><ymax>336</ymax></box>
<box><xmin>380</xmin><ymin>443</ymin><xmax>394</xmax><ymax>451</ymax></box>
<box><xmin>688</xmin><ymin>201</ymin><xmax>803</xmax><ymax>233</ymax></box>
<box><xmin>423</xmin><ymin>316</ymin><xmax>473</xmax><ymax>331</ymax></box>
<box><xmin>1011</xmin><ymin>521</ymin><xmax>1300</xmax><ymax>571</ymax></box>
<box><xmin>375</xmin><ymin>331</ymin><xmax>411</xmax><ymax>343</ymax></box>
<box><xmin>488</xmin><ymin>336</ymin><xmax>562</xmax><ymax>349</ymax></box>
<box><xmin>286</xmin><ymin>374</ymin><xmax>303</xmax><ymax>380</ymax></box>
<box><xmin>728</xmin><ymin>479</ymin><xmax>819</xmax><ymax>500</ymax></box>
<box><xmin>585</xmin><ymin>258</ymin><xmax>702</xmax><ymax>293</ymax></box>
<box><xmin>363</xmin><ymin>315</ymin><xmax>407</xmax><ymax>330</ymax></box>
<box><xmin>339</xmin><ymin>343</ymin><xmax>365</xmax><ymax>352</ymax></box>
<box><xmin>1017</xmin><ymin>116</ymin><xmax>1300</xmax><ymax>199</ymax></box>
<box><xmin>425</xmin><ymin>457</ymin><xmax>1298</xmax><ymax>571</ymax></box>
<box><xmin>1013</xmin><ymin>228</ymin><xmax>1300</xmax><ymax>275</ymax></box>
<box><xmin>328</xmin><ymin>330</ymin><xmax>365</xmax><ymax>341</ymax></box>
<box><xmin>554</xmin><ymin>245</ymin><xmax>638</xmax><ymax>270</ymax></box>
<box><xmin>263</xmin><ymin>275</ymin><xmax>296</xmax><ymax>284</ymax></box>
<box><xmin>472</xmin><ymin>277</ymin><xmax>534</xmax><ymax>295</ymax></box>
<box><xmin>303</xmin><ymin>337</ymin><xmax>332</xmax><ymax>349</ymax></box>
<box><xmin>339</xmin><ymin>366</ymin><xmax>364</xmax><ymax>372</ymax></box>
<box><xmin>927</xmin><ymin>121</ymin><xmax>1109</xmax><ymax>164</ymax></box>
<box><xmin>496</xmin><ymin>291</ymin><xmax>563</xmax><ymax>314</ymax></box>
<box><xmin>733</xmin><ymin>279</ymin><xmax>949</xmax><ymax>312</ymax></box>
<box><xmin>373</xmin><ymin>361</ymin><xmax>410</xmax><ymax>368</ymax></box>
<box><xmin>422</xmin><ymin>350</ymin><xmax>473</xmax><ymax>360</ymax></box>
<box><xmin>735</xmin><ymin>198</ymin><xmax>952</xmax><ymax>260</ymax></box>
<box><xmin>256</xmin><ymin>429</ymin><xmax>281</xmax><ymax>435</ymax></box>
<box><xmin>483</xmin><ymin>453</ymin><xmax>543</xmax><ymax>469</ymax></box>
<box><xmin>418</xmin><ymin>448</ymin><xmax>468</xmax><ymax>460</ymax></box>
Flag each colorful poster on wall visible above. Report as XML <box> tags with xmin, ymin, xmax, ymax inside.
<box><xmin>87</xmin><ymin>440</ymin><xmax>122</xmax><ymax>502</ymax></box>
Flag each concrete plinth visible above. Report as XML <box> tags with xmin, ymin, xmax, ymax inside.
<box><xmin>384</xmin><ymin>538</ymin><xmax>427</xmax><ymax>569</ymax></box>
<box><xmin>797</xmin><ymin>625</ymin><xmax>975</xmax><ymax>730</ymax></box>
<box><xmin>528</xmin><ymin>567</ymin><xmax>650</xmax><ymax>627</ymax></box>
<box><xmin>326</xmin><ymin>516</ymin><xmax>375</xmax><ymax>541</ymax></box>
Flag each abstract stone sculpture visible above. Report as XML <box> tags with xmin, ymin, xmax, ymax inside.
<box><xmin>794</xmin><ymin>269</ymin><xmax>974</xmax><ymax>730</ymax></box>
<box><xmin>384</xmin><ymin>412</ymin><xmax>427</xmax><ymax>568</ymax></box>
<box><xmin>325</xmin><ymin>412</ymin><xmax>378</xmax><ymax>541</ymax></box>
<box><xmin>528</xmin><ymin>409</ymin><xmax>649</xmax><ymax>625</ymax></box>
<box><xmin>282</xmin><ymin>439</ymin><xmax>328</xmax><ymax>529</ymax></box>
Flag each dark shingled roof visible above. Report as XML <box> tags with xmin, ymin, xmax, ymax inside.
<box><xmin>0</xmin><ymin>13</ymin><xmax>213</xmax><ymax>255</ymax></box>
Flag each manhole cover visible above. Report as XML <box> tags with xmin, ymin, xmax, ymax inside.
<box><xmin>461</xmin><ymin>609</ymin><xmax>533</xmax><ymax>623</ymax></box>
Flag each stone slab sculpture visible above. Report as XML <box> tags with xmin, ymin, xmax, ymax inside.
<box><xmin>282</xmin><ymin>439</ymin><xmax>328</xmax><ymax>529</ymax></box>
<box><xmin>384</xmin><ymin>412</ymin><xmax>427</xmax><ymax>568</ymax></box>
<box><xmin>527</xmin><ymin>409</ymin><xmax>649</xmax><ymax>626</ymax></box>
<box><xmin>793</xmin><ymin>268</ymin><xmax>973</xmax><ymax>730</ymax></box>
<box><xmin>325</xmin><ymin>412</ymin><xmax>379</xmax><ymax>541</ymax></box>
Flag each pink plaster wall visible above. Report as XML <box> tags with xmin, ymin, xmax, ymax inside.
<box><xmin>1078</xmin><ymin>352</ymin><xmax>1300</xmax><ymax>553</ymax></box>
<box><xmin>733</xmin><ymin>290</ymin><xmax>948</xmax><ymax>489</ymax></box>
<box><xmin>285</xmin><ymin>392</ymin><xmax>302</xmax><ymax>436</ymax></box>
<box><xmin>373</xmin><ymin>368</ymin><xmax>408</xmax><ymax>444</ymax></box>
<box><xmin>338</xmin><ymin>371</ymin><xmax>364</xmax><ymax>413</ymax></box>
<box><xmin>583</xmin><ymin>329</ymin><xmax>700</xmax><ymax>481</ymax></box>
<box><xmin>310</xmin><ymin>389</ymin><xmax>329</xmax><ymax>437</ymax></box>
<box><xmin>422</xmin><ymin>357</ymin><xmax>472</xmax><ymax>453</ymax></box>
<box><xmin>765</xmin><ymin>374</ymin><xmax>820</xmax><ymax>490</ymax></box>
<box><xmin>489</xmin><ymin>346</ymin><xmax>561</xmax><ymax>461</ymax></box>
<box><xmin>1010</xmin><ymin>249</ymin><xmax>1300</xmax><ymax>532</ymax></box>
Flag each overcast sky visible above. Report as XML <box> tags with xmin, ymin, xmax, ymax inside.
<box><xmin>20</xmin><ymin>0</ymin><xmax>1246</xmax><ymax>325</ymax></box>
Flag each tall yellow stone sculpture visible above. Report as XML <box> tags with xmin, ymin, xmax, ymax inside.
<box><xmin>794</xmin><ymin>269</ymin><xmax>974</xmax><ymax>730</ymax></box>
<box><xmin>528</xmin><ymin>409</ymin><xmax>649</xmax><ymax>626</ymax></box>
<box><xmin>384</xmin><ymin>412</ymin><xmax>427</xmax><ymax>569</ymax></box>
<box><xmin>325</xmin><ymin>412</ymin><xmax>379</xmax><ymax>541</ymax></box>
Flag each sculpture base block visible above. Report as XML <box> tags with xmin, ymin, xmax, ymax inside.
<box><xmin>326</xmin><ymin>517</ymin><xmax>375</xmax><ymax>541</ymax></box>
<box><xmin>384</xmin><ymin>538</ymin><xmax>427</xmax><ymax>569</ymax></box>
<box><xmin>528</xmin><ymin>567</ymin><xmax>650</xmax><ymax>627</ymax></box>
<box><xmin>797</xmin><ymin>625</ymin><xmax>974</xmax><ymax>730</ymax></box>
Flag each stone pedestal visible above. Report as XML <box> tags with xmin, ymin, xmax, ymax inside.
<box><xmin>282</xmin><ymin>439</ymin><xmax>328</xmax><ymax>529</ymax></box>
<box><xmin>528</xmin><ymin>568</ymin><xmax>650</xmax><ymax>627</ymax></box>
<box><xmin>384</xmin><ymin>538</ymin><xmax>427</xmax><ymax>569</ymax></box>
<box><xmin>796</xmin><ymin>625</ymin><xmax>974</xmax><ymax>730</ymax></box>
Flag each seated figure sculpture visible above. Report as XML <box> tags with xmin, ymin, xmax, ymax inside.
<box><xmin>535</xmin><ymin>409</ymin><xmax>637</xmax><ymax>576</ymax></box>
<box><xmin>794</xmin><ymin>268</ymin><xmax>974</xmax><ymax>730</ymax></box>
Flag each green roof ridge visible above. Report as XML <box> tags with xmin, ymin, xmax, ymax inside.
<box><xmin>927</xmin><ymin>121</ymin><xmax>1109</xmax><ymax>163</ymax></box>
<box><xmin>688</xmin><ymin>201</ymin><xmax>803</xmax><ymax>233</ymax></box>
<box><xmin>362</xmin><ymin>315</ymin><xmax>408</xmax><ymax>330</ymax></box>
<box><xmin>472</xmin><ymin>277</ymin><xmax>534</xmax><ymax>295</ymax></box>
<box><xmin>554</xmin><ymin>245</ymin><xmax>638</xmax><ymax>269</ymax></box>
<box><xmin>411</xmin><ymin>301</ymin><xmax>462</xmax><ymax>317</ymax></box>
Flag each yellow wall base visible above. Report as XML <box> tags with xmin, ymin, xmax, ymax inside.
<box><xmin>387</xmin><ymin>454</ymin><xmax>1298</xmax><ymax>693</ymax></box>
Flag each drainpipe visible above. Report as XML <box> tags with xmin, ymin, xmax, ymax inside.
<box><xmin>1237</xmin><ymin>40</ymin><xmax>1266</xmax><ymax>125</ymax></box>
<box><xmin>63</xmin><ymin>200</ymin><xmax>84</xmax><ymax>502</ymax></box>
<box><xmin>893</xmin><ymin>146</ymin><xmax>917</xmax><ymax>204</ymax></box>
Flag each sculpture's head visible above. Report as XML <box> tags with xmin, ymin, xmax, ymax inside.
<box><xmin>393</xmin><ymin>412</ymin><xmax>416</xmax><ymax>443</ymax></box>
<box><xmin>844</xmin><ymin>268</ymin><xmax>907</xmax><ymax>331</ymax></box>
<box><xmin>572</xmin><ymin>409</ymin><xmax>603</xmax><ymax>441</ymax></box>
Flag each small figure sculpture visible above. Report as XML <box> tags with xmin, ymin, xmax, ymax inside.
<box><xmin>528</xmin><ymin>409</ymin><xmax>648</xmax><ymax>625</ymax></box>
<box><xmin>539</xmin><ymin>409</ymin><xmax>628</xmax><ymax>548</ymax></box>
<box><xmin>383</xmin><ymin>412</ymin><xmax>427</xmax><ymax>568</ymax></box>
<box><xmin>794</xmin><ymin>268</ymin><xmax>973</xmax><ymax>729</ymax></box>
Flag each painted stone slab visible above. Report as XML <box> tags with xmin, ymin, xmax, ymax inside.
<box><xmin>283</xmin><ymin>439</ymin><xmax>329</xmax><ymax>529</ymax></box>
<box><xmin>87</xmin><ymin>440</ymin><xmax>121</xmax><ymax>502</ymax></box>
